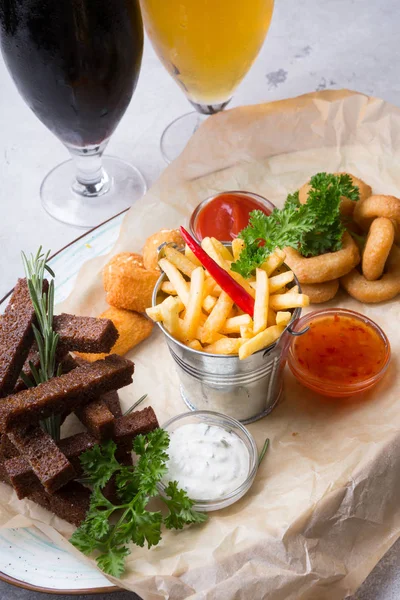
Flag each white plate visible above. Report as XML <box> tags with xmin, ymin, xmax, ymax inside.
<box><xmin>0</xmin><ymin>212</ymin><xmax>125</xmax><ymax>594</ymax></box>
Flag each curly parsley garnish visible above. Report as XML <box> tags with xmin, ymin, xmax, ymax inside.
<box><xmin>70</xmin><ymin>429</ymin><xmax>207</xmax><ymax>577</ymax></box>
<box><xmin>231</xmin><ymin>172</ymin><xmax>360</xmax><ymax>278</ymax></box>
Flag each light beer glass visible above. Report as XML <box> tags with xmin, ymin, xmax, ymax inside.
<box><xmin>140</xmin><ymin>0</ymin><xmax>274</xmax><ymax>162</ymax></box>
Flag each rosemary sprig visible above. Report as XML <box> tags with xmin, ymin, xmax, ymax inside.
<box><xmin>21</xmin><ymin>247</ymin><xmax>61</xmax><ymax>440</ymax></box>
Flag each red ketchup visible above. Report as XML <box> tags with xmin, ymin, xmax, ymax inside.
<box><xmin>192</xmin><ymin>192</ymin><xmax>273</xmax><ymax>242</ymax></box>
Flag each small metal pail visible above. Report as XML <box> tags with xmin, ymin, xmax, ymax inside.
<box><xmin>152</xmin><ymin>252</ymin><xmax>306</xmax><ymax>424</ymax></box>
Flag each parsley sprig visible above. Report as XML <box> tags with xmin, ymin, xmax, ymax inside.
<box><xmin>70</xmin><ymin>429</ymin><xmax>207</xmax><ymax>578</ymax></box>
<box><xmin>232</xmin><ymin>173</ymin><xmax>360</xmax><ymax>278</ymax></box>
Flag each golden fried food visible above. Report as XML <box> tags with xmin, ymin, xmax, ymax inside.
<box><xmin>341</xmin><ymin>244</ymin><xmax>400</xmax><ymax>303</ymax></box>
<box><xmin>362</xmin><ymin>217</ymin><xmax>395</xmax><ymax>281</ymax></box>
<box><xmin>284</xmin><ymin>232</ymin><xmax>360</xmax><ymax>284</ymax></box>
<box><xmin>142</xmin><ymin>229</ymin><xmax>184</xmax><ymax>271</ymax></box>
<box><xmin>103</xmin><ymin>252</ymin><xmax>160</xmax><ymax>313</ymax></box>
<box><xmin>300</xmin><ymin>279</ymin><xmax>339</xmax><ymax>304</ymax></box>
<box><xmin>354</xmin><ymin>195</ymin><xmax>400</xmax><ymax>242</ymax></box>
<box><xmin>299</xmin><ymin>173</ymin><xmax>372</xmax><ymax>217</ymax></box>
<box><xmin>76</xmin><ymin>306</ymin><xmax>153</xmax><ymax>361</ymax></box>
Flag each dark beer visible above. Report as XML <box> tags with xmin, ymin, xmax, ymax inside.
<box><xmin>0</xmin><ymin>0</ymin><xmax>143</xmax><ymax>147</ymax></box>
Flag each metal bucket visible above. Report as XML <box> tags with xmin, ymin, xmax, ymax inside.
<box><xmin>152</xmin><ymin>253</ymin><xmax>306</xmax><ymax>424</ymax></box>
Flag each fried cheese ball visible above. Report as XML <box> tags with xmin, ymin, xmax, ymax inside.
<box><xmin>103</xmin><ymin>252</ymin><xmax>159</xmax><ymax>313</ymax></box>
<box><xmin>76</xmin><ymin>306</ymin><xmax>153</xmax><ymax>361</ymax></box>
<box><xmin>143</xmin><ymin>228</ymin><xmax>184</xmax><ymax>271</ymax></box>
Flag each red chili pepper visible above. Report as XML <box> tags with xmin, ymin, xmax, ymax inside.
<box><xmin>180</xmin><ymin>226</ymin><xmax>254</xmax><ymax>317</ymax></box>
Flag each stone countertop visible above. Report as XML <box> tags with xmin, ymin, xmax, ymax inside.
<box><xmin>0</xmin><ymin>0</ymin><xmax>399</xmax><ymax>598</ymax></box>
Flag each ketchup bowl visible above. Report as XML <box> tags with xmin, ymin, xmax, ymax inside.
<box><xmin>287</xmin><ymin>308</ymin><xmax>391</xmax><ymax>398</ymax></box>
<box><xmin>189</xmin><ymin>190</ymin><xmax>276</xmax><ymax>243</ymax></box>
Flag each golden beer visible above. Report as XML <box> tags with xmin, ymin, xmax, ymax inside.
<box><xmin>141</xmin><ymin>0</ymin><xmax>274</xmax><ymax>106</ymax></box>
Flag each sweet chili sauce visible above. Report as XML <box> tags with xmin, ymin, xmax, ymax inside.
<box><xmin>288</xmin><ymin>310</ymin><xmax>390</xmax><ymax>397</ymax></box>
<box><xmin>191</xmin><ymin>192</ymin><xmax>274</xmax><ymax>242</ymax></box>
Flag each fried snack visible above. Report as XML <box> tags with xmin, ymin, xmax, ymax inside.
<box><xmin>284</xmin><ymin>232</ymin><xmax>360</xmax><ymax>283</ymax></box>
<box><xmin>76</xmin><ymin>307</ymin><xmax>153</xmax><ymax>362</ymax></box>
<box><xmin>0</xmin><ymin>355</ymin><xmax>134</xmax><ymax>432</ymax></box>
<box><xmin>143</xmin><ymin>229</ymin><xmax>184</xmax><ymax>271</ymax></box>
<box><xmin>8</xmin><ymin>425</ymin><xmax>75</xmax><ymax>495</ymax></box>
<box><xmin>341</xmin><ymin>244</ymin><xmax>400</xmax><ymax>303</ymax></box>
<box><xmin>299</xmin><ymin>173</ymin><xmax>372</xmax><ymax>217</ymax></box>
<box><xmin>300</xmin><ymin>280</ymin><xmax>339</xmax><ymax>304</ymax></box>
<box><xmin>103</xmin><ymin>253</ymin><xmax>160</xmax><ymax>313</ymax></box>
<box><xmin>362</xmin><ymin>217</ymin><xmax>395</xmax><ymax>281</ymax></box>
<box><xmin>354</xmin><ymin>195</ymin><xmax>400</xmax><ymax>242</ymax></box>
<box><xmin>75</xmin><ymin>399</ymin><xmax>115</xmax><ymax>441</ymax></box>
<box><xmin>0</xmin><ymin>278</ymin><xmax>46</xmax><ymax>398</ymax></box>
<box><xmin>54</xmin><ymin>313</ymin><xmax>119</xmax><ymax>353</ymax></box>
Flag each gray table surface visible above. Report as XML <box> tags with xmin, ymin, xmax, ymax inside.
<box><xmin>1</xmin><ymin>0</ymin><xmax>400</xmax><ymax>598</ymax></box>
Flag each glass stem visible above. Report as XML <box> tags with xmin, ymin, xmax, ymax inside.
<box><xmin>68</xmin><ymin>141</ymin><xmax>111</xmax><ymax>198</ymax></box>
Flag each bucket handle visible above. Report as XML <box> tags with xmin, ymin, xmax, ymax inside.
<box><xmin>286</xmin><ymin>324</ymin><xmax>310</xmax><ymax>337</ymax></box>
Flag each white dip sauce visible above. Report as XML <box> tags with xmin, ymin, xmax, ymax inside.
<box><xmin>162</xmin><ymin>422</ymin><xmax>249</xmax><ymax>500</ymax></box>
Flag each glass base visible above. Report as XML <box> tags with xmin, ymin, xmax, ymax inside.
<box><xmin>160</xmin><ymin>112</ymin><xmax>207</xmax><ymax>164</ymax></box>
<box><xmin>41</xmin><ymin>155</ymin><xmax>147</xmax><ymax>228</ymax></box>
<box><xmin>160</xmin><ymin>99</ymin><xmax>231</xmax><ymax>164</ymax></box>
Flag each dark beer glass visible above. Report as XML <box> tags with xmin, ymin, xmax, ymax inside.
<box><xmin>0</xmin><ymin>0</ymin><xmax>145</xmax><ymax>227</ymax></box>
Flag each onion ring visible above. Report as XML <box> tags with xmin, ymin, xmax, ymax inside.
<box><xmin>300</xmin><ymin>280</ymin><xmax>339</xmax><ymax>304</ymax></box>
<box><xmin>340</xmin><ymin>244</ymin><xmax>400</xmax><ymax>303</ymax></box>
<box><xmin>284</xmin><ymin>232</ymin><xmax>360</xmax><ymax>284</ymax></box>
<box><xmin>362</xmin><ymin>217</ymin><xmax>395</xmax><ymax>281</ymax></box>
<box><xmin>299</xmin><ymin>173</ymin><xmax>372</xmax><ymax>218</ymax></box>
<box><xmin>353</xmin><ymin>195</ymin><xmax>400</xmax><ymax>242</ymax></box>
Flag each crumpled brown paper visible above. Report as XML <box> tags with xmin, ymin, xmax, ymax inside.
<box><xmin>2</xmin><ymin>89</ymin><xmax>400</xmax><ymax>600</ymax></box>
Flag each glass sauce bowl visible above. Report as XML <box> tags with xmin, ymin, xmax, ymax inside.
<box><xmin>157</xmin><ymin>410</ymin><xmax>258</xmax><ymax>512</ymax></box>
<box><xmin>287</xmin><ymin>308</ymin><xmax>391</xmax><ymax>398</ymax></box>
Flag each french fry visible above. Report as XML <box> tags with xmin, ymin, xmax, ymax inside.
<box><xmin>201</xmin><ymin>237</ymin><xmax>255</xmax><ymax>298</ymax></box>
<box><xmin>276</xmin><ymin>311</ymin><xmax>292</xmax><ymax>327</ymax></box>
<box><xmin>203</xmin><ymin>277</ymin><xmax>216</xmax><ymax>298</ymax></box>
<box><xmin>159</xmin><ymin>258</ymin><xmax>190</xmax><ymax>306</ymax></box>
<box><xmin>165</xmin><ymin>245</ymin><xmax>198</xmax><ymax>277</ymax></box>
<box><xmin>269</xmin><ymin>293</ymin><xmax>309</xmax><ymax>311</ymax></box>
<box><xmin>201</xmin><ymin>291</ymin><xmax>234</xmax><ymax>344</ymax></box>
<box><xmin>268</xmin><ymin>271</ymin><xmax>294</xmax><ymax>294</ymax></box>
<box><xmin>267</xmin><ymin>308</ymin><xmax>277</xmax><ymax>326</ymax></box>
<box><xmin>182</xmin><ymin>267</ymin><xmax>205</xmax><ymax>339</ymax></box>
<box><xmin>188</xmin><ymin>339</ymin><xmax>203</xmax><ymax>351</ymax></box>
<box><xmin>185</xmin><ymin>244</ymin><xmax>202</xmax><ymax>267</ymax></box>
<box><xmin>161</xmin><ymin>281</ymin><xmax>177</xmax><ymax>295</ymax></box>
<box><xmin>159</xmin><ymin>296</ymin><xmax>182</xmax><ymax>340</ymax></box>
<box><xmin>289</xmin><ymin>285</ymin><xmax>299</xmax><ymax>294</ymax></box>
<box><xmin>240</xmin><ymin>324</ymin><xmax>254</xmax><ymax>339</ymax></box>
<box><xmin>146</xmin><ymin>296</ymin><xmax>184</xmax><ymax>321</ymax></box>
<box><xmin>220</xmin><ymin>314</ymin><xmax>252</xmax><ymax>334</ymax></box>
<box><xmin>203</xmin><ymin>294</ymin><xmax>217</xmax><ymax>313</ymax></box>
<box><xmin>145</xmin><ymin>306</ymin><xmax>163</xmax><ymax>322</ymax></box>
<box><xmin>260</xmin><ymin>248</ymin><xmax>286</xmax><ymax>276</ymax></box>
<box><xmin>239</xmin><ymin>325</ymin><xmax>284</xmax><ymax>360</ymax></box>
<box><xmin>232</xmin><ymin>238</ymin><xmax>245</xmax><ymax>260</ymax></box>
<box><xmin>204</xmin><ymin>338</ymin><xmax>242</xmax><ymax>355</ymax></box>
<box><xmin>253</xmin><ymin>268</ymin><xmax>269</xmax><ymax>334</ymax></box>
<box><xmin>210</xmin><ymin>282</ymin><xmax>222</xmax><ymax>296</ymax></box>
<box><xmin>211</xmin><ymin>237</ymin><xmax>234</xmax><ymax>261</ymax></box>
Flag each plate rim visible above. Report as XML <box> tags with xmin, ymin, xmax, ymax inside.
<box><xmin>0</xmin><ymin>209</ymin><xmax>127</xmax><ymax>595</ymax></box>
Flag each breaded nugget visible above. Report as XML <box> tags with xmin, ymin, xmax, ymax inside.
<box><xmin>143</xmin><ymin>229</ymin><xmax>184</xmax><ymax>271</ymax></box>
<box><xmin>76</xmin><ymin>307</ymin><xmax>153</xmax><ymax>362</ymax></box>
<box><xmin>103</xmin><ymin>252</ymin><xmax>159</xmax><ymax>313</ymax></box>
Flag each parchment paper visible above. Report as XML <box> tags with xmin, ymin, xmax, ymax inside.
<box><xmin>2</xmin><ymin>89</ymin><xmax>400</xmax><ymax>600</ymax></box>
